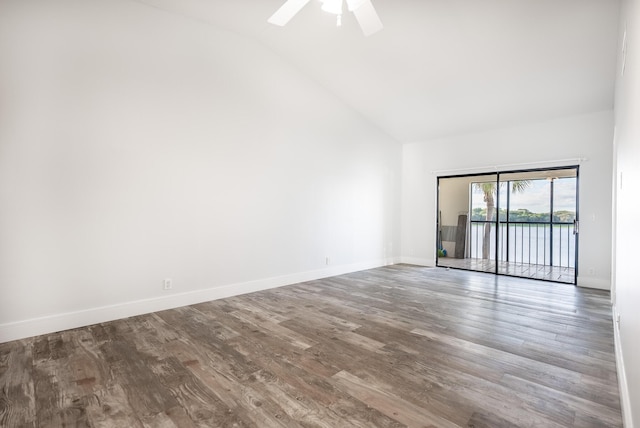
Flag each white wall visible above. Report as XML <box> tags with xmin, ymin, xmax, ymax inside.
<box><xmin>0</xmin><ymin>0</ymin><xmax>401</xmax><ymax>342</ymax></box>
<box><xmin>612</xmin><ymin>0</ymin><xmax>640</xmax><ymax>424</ymax></box>
<box><xmin>402</xmin><ymin>110</ymin><xmax>614</xmax><ymax>290</ymax></box>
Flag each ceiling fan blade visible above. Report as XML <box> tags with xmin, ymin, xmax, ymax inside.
<box><xmin>268</xmin><ymin>0</ymin><xmax>313</xmax><ymax>26</ymax></box>
<box><xmin>352</xmin><ymin>0</ymin><xmax>383</xmax><ymax>36</ymax></box>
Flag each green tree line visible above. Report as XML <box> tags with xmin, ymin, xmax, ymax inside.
<box><xmin>471</xmin><ymin>208</ymin><xmax>576</xmax><ymax>223</ymax></box>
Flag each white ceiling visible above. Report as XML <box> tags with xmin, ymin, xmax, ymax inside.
<box><xmin>135</xmin><ymin>0</ymin><xmax>621</xmax><ymax>143</ymax></box>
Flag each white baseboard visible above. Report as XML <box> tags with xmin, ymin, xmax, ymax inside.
<box><xmin>0</xmin><ymin>259</ymin><xmax>395</xmax><ymax>343</ymax></box>
<box><xmin>399</xmin><ymin>257</ymin><xmax>435</xmax><ymax>267</ymax></box>
<box><xmin>613</xmin><ymin>305</ymin><xmax>634</xmax><ymax>428</ymax></box>
<box><xmin>577</xmin><ymin>276</ymin><xmax>611</xmax><ymax>290</ymax></box>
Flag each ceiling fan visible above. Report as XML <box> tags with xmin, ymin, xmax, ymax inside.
<box><xmin>268</xmin><ymin>0</ymin><xmax>383</xmax><ymax>36</ymax></box>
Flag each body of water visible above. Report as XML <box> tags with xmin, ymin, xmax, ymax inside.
<box><xmin>469</xmin><ymin>222</ymin><xmax>576</xmax><ymax>268</ymax></box>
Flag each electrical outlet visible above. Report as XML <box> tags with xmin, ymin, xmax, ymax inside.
<box><xmin>163</xmin><ymin>278</ymin><xmax>172</xmax><ymax>290</ymax></box>
<box><xmin>588</xmin><ymin>268</ymin><xmax>595</xmax><ymax>276</ymax></box>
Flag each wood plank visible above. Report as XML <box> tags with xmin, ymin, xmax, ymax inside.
<box><xmin>0</xmin><ymin>340</ymin><xmax>36</xmax><ymax>427</ymax></box>
<box><xmin>331</xmin><ymin>370</ymin><xmax>459</xmax><ymax>428</ymax></box>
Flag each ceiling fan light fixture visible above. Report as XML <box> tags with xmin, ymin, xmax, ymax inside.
<box><xmin>320</xmin><ymin>0</ymin><xmax>343</xmax><ymax>15</ymax></box>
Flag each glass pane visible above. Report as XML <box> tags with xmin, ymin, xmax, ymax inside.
<box><xmin>553</xmin><ymin>177</ymin><xmax>576</xmax><ymax>223</ymax></box>
<box><xmin>469</xmin><ymin>175</ymin><xmax>498</xmax><ymax>263</ymax></box>
<box><xmin>498</xmin><ymin>182</ymin><xmax>508</xmax><ymax>221</ymax></box>
<box><xmin>471</xmin><ymin>179</ymin><xmax>499</xmax><ymax>222</ymax></box>
<box><xmin>438</xmin><ymin>174</ymin><xmax>497</xmax><ymax>273</ymax></box>
<box><xmin>438</xmin><ymin>175</ymin><xmax>475</xmax><ymax>261</ymax></box>
<box><xmin>508</xmin><ymin>179</ymin><xmax>551</xmax><ymax>223</ymax></box>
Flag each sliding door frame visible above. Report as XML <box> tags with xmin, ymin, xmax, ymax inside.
<box><xmin>436</xmin><ymin>165</ymin><xmax>580</xmax><ymax>284</ymax></box>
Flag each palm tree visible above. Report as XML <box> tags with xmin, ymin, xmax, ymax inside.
<box><xmin>474</xmin><ymin>180</ymin><xmax>530</xmax><ymax>259</ymax></box>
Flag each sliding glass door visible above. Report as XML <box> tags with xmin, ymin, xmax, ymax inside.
<box><xmin>437</xmin><ymin>166</ymin><xmax>579</xmax><ymax>284</ymax></box>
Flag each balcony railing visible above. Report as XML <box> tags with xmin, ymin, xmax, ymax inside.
<box><xmin>469</xmin><ymin>221</ymin><xmax>576</xmax><ymax>268</ymax></box>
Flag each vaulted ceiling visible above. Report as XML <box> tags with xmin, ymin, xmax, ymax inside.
<box><xmin>137</xmin><ymin>0</ymin><xmax>620</xmax><ymax>142</ymax></box>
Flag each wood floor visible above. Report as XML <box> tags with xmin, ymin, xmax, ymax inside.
<box><xmin>0</xmin><ymin>265</ymin><xmax>622</xmax><ymax>427</ymax></box>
